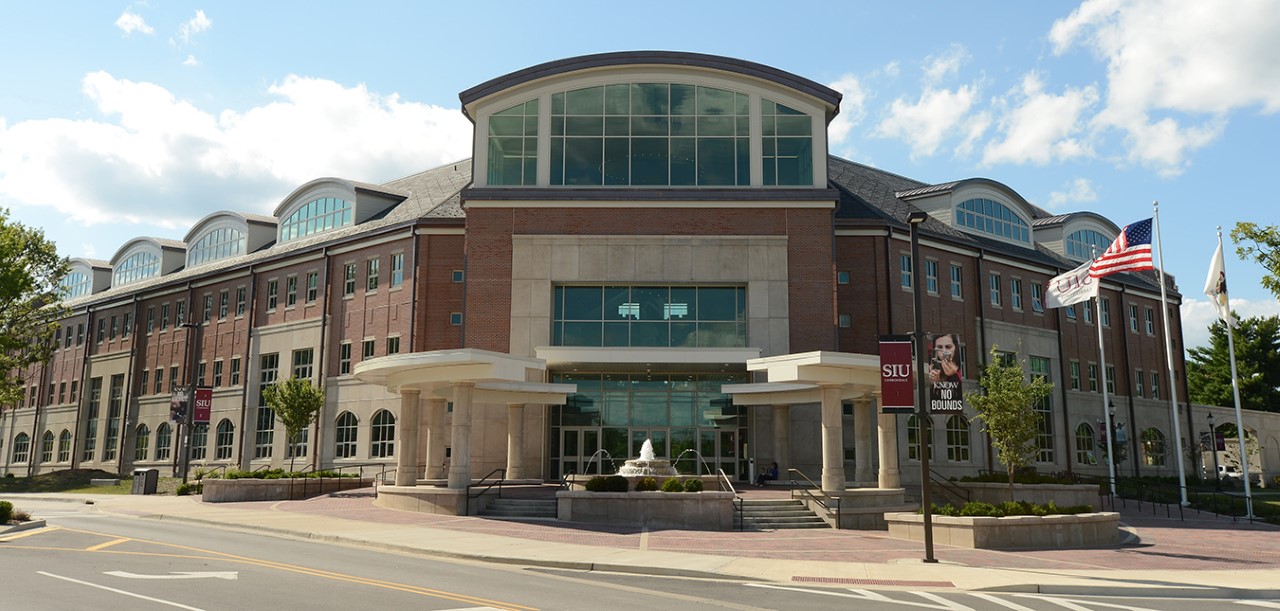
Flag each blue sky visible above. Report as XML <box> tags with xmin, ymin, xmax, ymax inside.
<box><xmin>1</xmin><ymin>0</ymin><xmax>1278</xmax><ymax>351</ymax></box>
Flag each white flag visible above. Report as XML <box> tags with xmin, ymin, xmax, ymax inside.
<box><xmin>1203</xmin><ymin>242</ymin><xmax>1235</xmax><ymax>327</ymax></box>
<box><xmin>1046</xmin><ymin>259</ymin><xmax>1099</xmax><ymax>308</ymax></box>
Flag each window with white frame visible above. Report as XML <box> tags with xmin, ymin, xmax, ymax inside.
<box><xmin>335</xmin><ymin>412</ymin><xmax>358</xmax><ymax>459</ymax></box>
<box><xmin>370</xmin><ymin>410</ymin><xmax>396</xmax><ymax>458</ymax></box>
<box><xmin>946</xmin><ymin>415</ymin><xmax>970</xmax><ymax>462</ymax></box>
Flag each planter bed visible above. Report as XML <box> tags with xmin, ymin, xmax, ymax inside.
<box><xmin>884</xmin><ymin>511</ymin><xmax>1121</xmax><ymax>549</ymax></box>
<box><xmin>202</xmin><ymin>477</ymin><xmax>372</xmax><ymax>503</ymax></box>
<box><xmin>954</xmin><ymin>482</ymin><xmax>1099</xmax><ymax>508</ymax></box>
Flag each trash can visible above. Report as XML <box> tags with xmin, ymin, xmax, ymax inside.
<box><xmin>131</xmin><ymin>468</ymin><xmax>158</xmax><ymax>495</ymax></box>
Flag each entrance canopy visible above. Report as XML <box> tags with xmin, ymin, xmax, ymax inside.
<box><xmin>721</xmin><ymin>350</ymin><xmax>880</xmax><ymax>404</ymax></box>
<box><xmin>354</xmin><ymin>348</ymin><xmax>575</xmax><ymax>402</ymax></box>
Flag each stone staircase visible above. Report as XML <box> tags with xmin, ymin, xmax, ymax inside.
<box><xmin>479</xmin><ymin>498</ymin><xmax>558</xmax><ymax>520</ymax></box>
<box><xmin>735</xmin><ymin>498</ymin><xmax>830</xmax><ymax>530</ymax></box>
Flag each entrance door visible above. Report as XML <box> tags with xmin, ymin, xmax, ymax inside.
<box><xmin>700</xmin><ymin>429</ymin><xmax>746</xmax><ymax>481</ymax></box>
<box><xmin>559</xmin><ymin>427</ymin><xmax>602</xmax><ymax>478</ymax></box>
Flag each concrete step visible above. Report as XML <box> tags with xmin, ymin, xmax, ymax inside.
<box><xmin>480</xmin><ymin>498</ymin><xmax>558</xmax><ymax>519</ymax></box>
<box><xmin>740</xmin><ymin>509</ymin><xmax>819</xmax><ymax>518</ymax></box>
<box><xmin>736</xmin><ymin>498</ymin><xmax>830</xmax><ymax>529</ymax></box>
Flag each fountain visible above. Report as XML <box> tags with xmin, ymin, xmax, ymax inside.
<box><xmin>616</xmin><ymin>439</ymin><xmax>678</xmax><ymax>477</ymax></box>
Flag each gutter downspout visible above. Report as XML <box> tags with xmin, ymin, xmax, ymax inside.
<box><xmin>235</xmin><ymin>266</ymin><xmax>258</xmax><ymax>470</ymax></box>
<box><xmin>883</xmin><ymin>228</ymin><xmax>895</xmax><ymax>334</ymax></box>
<box><xmin>116</xmin><ymin>295</ymin><xmax>141</xmax><ymax>476</ymax></box>
<box><xmin>975</xmin><ymin>249</ymin><xmax>994</xmax><ymax>474</ymax></box>
<box><xmin>71</xmin><ymin>307</ymin><xmax>95</xmax><ymax>470</ymax></box>
<box><xmin>28</xmin><ymin>360</ymin><xmax>49</xmax><ymax>477</ymax></box>
<box><xmin>313</xmin><ymin>248</ymin><xmax>330</xmax><ymax>471</ymax></box>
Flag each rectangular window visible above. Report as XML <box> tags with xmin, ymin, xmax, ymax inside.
<box><xmin>900</xmin><ymin>254</ymin><xmax>912</xmax><ymax>289</ymax></box>
<box><xmin>925</xmin><ymin>260</ymin><xmax>938</xmax><ymax>294</ymax></box>
<box><xmin>339</xmin><ymin>341</ymin><xmax>352</xmax><ymax>375</ymax></box>
<box><xmin>1010</xmin><ymin>279</ymin><xmax>1023</xmax><ymax>310</ymax></box>
<box><xmin>65</xmin><ymin>325</ymin><xmax>73</xmax><ymax>348</ymax></box>
<box><xmin>837</xmin><ymin>271</ymin><xmax>850</xmax><ymax>284</ymax></box>
<box><xmin>450</xmin><ymin>312</ymin><xmax>463</xmax><ymax>326</ymax></box>
<box><xmin>81</xmin><ymin>377</ymin><xmax>102</xmax><ymax>461</ymax></box>
<box><xmin>306</xmin><ymin>272</ymin><xmax>319</xmax><ymax>303</ymax></box>
<box><xmin>190</xmin><ymin>424</ymin><xmax>208</xmax><ymax>461</ymax></box>
<box><xmin>1151</xmin><ymin>372</ymin><xmax>1160</xmax><ymax>399</ymax></box>
<box><xmin>1135</xmin><ymin>369</ymin><xmax>1145</xmax><ymax>397</ymax></box>
<box><xmin>214</xmin><ymin>360</ymin><xmax>224</xmax><ymax>388</ymax></box>
<box><xmin>155</xmin><ymin>367</ymin><xmax>164</xmax><ymax>394</ymax></box>
<box><xmin>950</xmin><ymin>265</ymin><xmax>963</xmax><ymax>298</ymax></box>
<box><xmin>109</xmin><ymin>315</ymin><xmax>118</xmax><ymax>340</ymax></box>
<box><xmin>1145</xmin><ymin>307</ymin><xmax>1155</xmax><ymax>335</ymax></box>
<box><xmin>123</xmin><ymin>312</ymin><xmax>132</xmax><ymax>337</ymax></box>
<box><xmin>1030</xmin><ymin>356</ymin><xmax>1053</xmax><ymax>463</ymax></box>
<box><xmin>390</xmin><ymin>253</ymin><xmax>404</xmax><ymax>288</ymax></box>
<box><xmin>96</xmin><ymin>318</ymin><xmax>105</xmax><ymax>342</ymax></box>
<box><xmin>219</xmin><ymin>289</ymin><xmax>229</xmax><ymax>319</ymax></box>
<box><xmin>236</xmin><ymin>287</ymin><xmax>246</xmax><ymax>316</ymax></box>
<box><xmin>1084</xmin><ymin>301</ymin><xmax>1094</xmax><ymax>324</ymax></box>
<box><xmin>837</xmin><ymin>313</ymin><xmax>852</xmax><ymax>328</ymax></box>
<box><xmin>169</xmin><ymin>367</ymin><xmax>179</xmax><ymax>393</ymax></box>
<box><xmin>362</xmin><ymin>339</ymin><xmax>376</xmax><ymax>359</ymax></box>
<box><xmin>256</xmin><ymin>353</ymin><xmax>279</xmax><ymax>459</ymax></box>
<box><xmin>387</xmin><ymin>336</ymin><xmax>400</xmax><ymax>355</ymax></box>
<box><xmin>203</xmin><ymin>294</ymin><xmax>213</xmax><ymax>323</ymax></box>
<box><xmin>58</xmin><ymin>381</ymin><xmax>66</xmax><ymax>404</ymax></box>
<box><xmin>176</xmin><ymin>300</ymin><xmax>185</xmax><ymax>325</ymax></box>
<box><xmin>1070</xmin><ymin>361</ymin><xmax>1080</xmax><ymax>390</ymax></box>
<box><xmin>286</xmin><ymin>275</ymin><xmax>298</xmax><ymax>307</ymax></box>
<box><xmin>452</xmin><ymin>269</ymin><xmax>464</xmax><ymax>283</ymax></box>
<box><xmin>266</xmin><ymin>280</ymin><xmax>278</xmax><ymax>310</ymax></box>
<box><xmin>367</xmin><ymin>258</ymin><xmax>380</xmax><ymax>291</ymax></box>
<box><xmin>55</xmin><ymin>326</ymin><xmax>61</xmax><ymax>350</ymax></box>
<box><xmin>344</xmin><ymin>263</ymin><xmax>357</xmax><ymax>296</ymax></box>
<box><xmin>147</xmin><ymin>307</ymin><xmax>155</xmax><ymax>333</ymax></box>
<box><xmin>161</xmin><ymin>303</ymin><xmax>170</xmax><ymax>330</ymax></box>
<box><xmin>230</xmin><ymin>357</ymin><xmax>241</xmax><ymax>386</ymax></box>
<box><xmin>1100</xmin><ymin>297</ymin><xmax>1111</xmax><ymax>327</ymax></box>
<box><xmin>1031</xmin><ymin>282</ymin><xmax>1044</xmax><ymax>313</ymax></box>
<box><xmin>139</xmin><ymin>370</ymin><xmax>149</xmax><ymax>396</ymax></box>
<box><xmin>292</xmin><ymin>348</ymin><xmax>314</xmax><ymax>380</ymax></box>
<box><xmin>103</xmin><ymin>374</ymin><xmax>124</xmax><ymax>461</ymax></box>
<box><xmin>1105</xmin><ymin>365</ymin><xmax>1116</xmax><ymax>394</ymax></box>
<box><xmin>989</xmin><ymin>273</ymin><xmax>1001</xmax><ymax>306</ymax></box>
<box><xmin>70</xmin><ymin>380</ymin><xmax>78</xmax><ymax>402</ymax></box>
<box><xmin>197</xmin><ymin>362</ymin><xmax>207</xmax><ymax>386</ymax></box>
<box><xmin>1066</xmin><ymin>304</ymin><xmax>1077</xmax><ymax>320</ymax></box>
<box><xmin>77</xmin><ymin>323</ymin><xmax>84</xmax><ymax>344</ymax></box>
<box><xmin>1088</xmin><ymin>364</ymin><xmax>1098</xmax><ymax>392</ymax></box>
<box><xmin>1129</xmin><ymin>304</ymin><xmax>1138</xmax><ymax>332</ymax></box>
<box><xmin>550</xmin><ymin>285</ymin><xmax>750</xmax><ymax>348</ymax></box>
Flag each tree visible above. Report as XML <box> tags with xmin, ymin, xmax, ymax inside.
<box><xmin>0</xmin><ymin>209</ymin><xmax>68</xmax><ymax>409</ymax></box>
<box><xmin>1232</xmin><ymin>222</ymin><xmax>1280</xmax><ymax>298</ymax></box>
<box><xmin>1187</xmin><ymin>315</ymin><xmax>1280</xmax><ymax>413</ymax></box>
<box><xmin>263</xmin><ymin>377</ymin><xmax>326</xmax><ymax>471</ymax></box>
<box><xmin>964</xmin><ymin>346</ymin><xmax>1054</xmax><ymax>499</ymax></box>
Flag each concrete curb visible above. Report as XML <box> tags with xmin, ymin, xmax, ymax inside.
<box><xmin>979</xmin><ymin>583</ymin><xmax>1280</xmax><ymax>599</ymax></box>
<box><xmin>0</xmin><ymin>519</ymin><xmax>48</xmax><ymax>535</ymax></box>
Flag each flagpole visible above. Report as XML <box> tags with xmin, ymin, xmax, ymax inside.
<box><xmin>1153</xmin><ymin>202</ymin><xmax>1190</xmax><ymax>506</ymax></box>
<box><xmin>1217</xmin><ymin>226</ymin><xmax>1255</xmax><ymax>518</ymax></box>
<box><xmin>1092</xmin><ymin>245</ymin><xmax>1118</xmax><ymax>495</ymax></box>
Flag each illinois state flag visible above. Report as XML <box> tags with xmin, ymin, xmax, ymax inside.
<box><xmin>1046</xmin><ymin>259</ymin><xmax>1099</xmax><ymax>308</ymax></box>
<box><xmin>1089</xmin><ymin>218</ymin><xmax>1154</xmax><ymax>278</ymax></box>
<box><xmin>1203</xmin><ymin>242</ymin><xmax>1235</xmax><ymax>328</ymax></box>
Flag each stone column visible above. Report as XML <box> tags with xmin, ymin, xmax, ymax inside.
<box><xmin>854</xmin><ymin>397</ymin><xmax>874</xmax><ymax>484</ymax></box>
<box><xmin>395</xmin><ymin>389</ymin><xmax>420</xmax><ymax>487</ymax></box>
<box><xmin>447</xmin><ymin>382</ymin><xmax>474</xmax><ymax>490</ymax></box>
<box><xmin>425</xmin><ymin>397</ymin><xmax>447</xmax><ymax>480</ymax></box>
<box><xmin>819</xmin><ymin>385</ymin><xmax>846</xmax><ymax>493</ymax></box>
<box><xmin>877</xmin><ymin>411</ymin><xmax>901</xmax><ymax>489</ymax></box>
<box><xmin>772</xmin><ymin>404</ymin><xmax>790</xmax><ymax>479</ymax></box>
<box><xmin>506</xmin><ymin>403</ymin><xmax>525</xmax><ymax>480</ymax></box>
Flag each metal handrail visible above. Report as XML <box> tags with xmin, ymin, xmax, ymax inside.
<box><xmin>559</xmin><ymin>468</ymin><xmax>576</xmax><ymax>490</ymax></box>
<box><xmin>719</xmin><ymin>469</ymin><xmax>743</xmax><ymax>531</ymax></box>
<box><xmin>787</xmin><ymin>468</ymin><xmax>841</xmax><ymax>527</ymax></box>
<box><xmin>928</xmin><ymin>468</ymin><xmax>970</xmax><ymax>505</ymax></box>
<box><xmin>194</xmin><ymin>464</ymin><xmax>228</xmax><ymax>480</ymax></box>
<box><xmin>466</xmin><ymin>468</ymin><xmax>506</xmax><ymax>516</ymax></box>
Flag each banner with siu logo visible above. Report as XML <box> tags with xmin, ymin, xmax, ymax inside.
<box><xmin>879</xmin><ymin>335</ymin><xmax>915</xmax><ymax>413</ymax></box>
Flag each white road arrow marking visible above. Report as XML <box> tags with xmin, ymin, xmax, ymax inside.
<box><xmin>105</xmin><ymin>571</ymin><xmax>238</xmax><ymax>580</ymax></box>
<box><xmin>39</xmin><ymin>572</ymin><xmax>206</xmax><ymax>610</ymax></box>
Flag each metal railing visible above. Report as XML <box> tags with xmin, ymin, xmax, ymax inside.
<box><xmin>928</xmin><ymin>468</ymin><xmax>970</xmax><ymax>506</ymax></box>
<box><xmin>717</xmin><ymin>469</ymin><xmax>744</xmax><ymax>531</ymax></box>
<box><xmin>288</xmin><ymin>462</ymin><xmax>392</xmax><ymax>501</ymax></box>
<box><xmin>466</xmin><ymin>468</ymin><xmax>506</xmax><ymax>514</ymax></box>
<box><xmin>559</xmin><ymin>468</ymin><xmax>576</xmax><ymax>490</ymax></box>
<box><xmin>787</xmin><ymin>468</ymin><xmax>841</xmax><ymax>527</ymax></box>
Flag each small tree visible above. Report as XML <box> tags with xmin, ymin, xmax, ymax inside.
<box><xmin>964</xmin><ymin>346</ymin><xmax>1054</xmax><ymax>499</ymax></box>
<box><xmin>263</xmin><ymin>377</ymin><xmax>325</xmax><ymax>471</ymax></box>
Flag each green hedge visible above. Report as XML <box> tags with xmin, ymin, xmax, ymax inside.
<box><xmin>0</xmin><ymin>500</ymin><xmax>12</xmax><ymax>523</ymax></box>
<box><xmin>925</xmin><ymin>500</ymin><xmax>1095</xmax><ymax>517</ymax></box>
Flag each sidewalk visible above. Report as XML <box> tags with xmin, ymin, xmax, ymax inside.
<box><xmin>5</xmin><ymin>487</ymin><xmax>1280</xmax><ymax>599</ymax></box>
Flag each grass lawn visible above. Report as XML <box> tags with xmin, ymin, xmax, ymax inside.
<box><xmin>0</xmin><ymin>469</ymin><xmax>181</xmax><ymax>495</ymax></box>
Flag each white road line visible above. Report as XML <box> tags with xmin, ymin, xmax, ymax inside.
<box><xmin>746</xmin><ymin>584</ymin><xmax>972</xmax><ymax>609</ymax></box>
<box><xmin>106</xmin><ymin>571</ymin><xmax>238</xmax><ymax>580</ymax></box>
<box><xmin>38</xmin><ymin>571</ymin><xmax>207</xmax><ymax>611</ymax></box>
<box><xmin>1014</xmin><ymin>593</ymin><xmax>1163</xmax><ymax>610</ymax></box>
<box><xmin>1236</xmin><ymin>602</ymin><xmax>1280</xmax><ymax>609</ymax></box>
<box><xmin>968</xmin><ymin>593</ymin><xmax>1039</xmax><ymax>610</ymax></box>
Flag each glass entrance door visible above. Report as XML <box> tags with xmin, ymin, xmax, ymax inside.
<box><xmin>559</xmin><ymin>427</ymin><xmax>602</xmax><ymax>478</ymax></box>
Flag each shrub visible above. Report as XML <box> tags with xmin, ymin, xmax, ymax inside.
<box><xmin>683</xmin><ymin>478</ymin><xmax>704</xmax><ymax>492</ymax></box>
<box><xmin>4</xmin><ymin>473</ymin><xmax>13</xmax><ymax>478</ymax></box>
<box><xmin>0</xmin><ymin>500</ymin><xmax>12</xmax><ymax>523</ymax></box>
<box><xmin>660</xmin><ymin>478</ymin><xmax>683</xmax><ymax>492</ymax></box>
<box><xmin>584</xmin><ymin>476</ymin><xmax>608</xmax><ymax>492</ymax></box>
<box><xmin>604</xmin><ymin>475</ymin><xmax>630</xmax><ymax>492</ymax></box>
<box><xmin>921</xmin><ymin>499</ymin><xmax>1094</xmax><ymax>517</ymax></box>
<box><xmin>11</xmin><ymin>509</ymin><xmax>30</xmax><ymax>522</ymax></box>
<box><xmin>958</xmin><ymin>502</ymin><xmax>1003</xmax><ymax>517</ymax></box>
<box><xmin>635</xmin><ymin>477</ymin><xmax>660</xmax><ymax>492</ymax></box>
<box><xmin>176</xmin><ymin>482</ymin><xmax>203</xmax><ymax>496</ymax></box>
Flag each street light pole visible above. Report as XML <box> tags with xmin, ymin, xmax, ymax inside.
<box><xmin>1208</xmin><ymin>412</ymin><xmax>1220</xmax><ymax>492</ymax></box>
<box><xmin>180</xmin><ymin>322</ymin><xmax>201</xmax><ymax>485</ymax></box>
<box><xmin>908</xmin><ymin>211</ymin><xmax>936</xmax><ymax>564</ymax></box>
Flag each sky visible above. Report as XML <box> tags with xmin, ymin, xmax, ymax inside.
<box><xmin>1</xmin><ymin>0</ymin><xmax>1278</xmax><ymax>353</ymax></box>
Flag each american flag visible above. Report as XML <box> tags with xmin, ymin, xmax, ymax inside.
<box><xmin>1088</xmin><ymin>218</ymin><xmax>1154</xmax><ymax>278</ymax></box>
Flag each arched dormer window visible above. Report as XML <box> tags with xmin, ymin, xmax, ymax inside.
<box><xmin>279</xmin><ymin>197</ymin><xmax>352</xmax><ymax>243</ymax></box>
<box><xmin>113</xmin><ymin>250</ymin><xmax>161</xmax><ymax>286</ymax></box>
<box><xmin>550</xmin><ymin>83</ymin><xmax>749</xmax><ymax>187</ymax></box>
<box><xmin>187</xmin><ymin>226</ymin><xmax>246</xmax><ymax>268</ymax></box>
<box><xmin>955</xmin><ymin>198</ymin><xmax>1030</xmax><ymax>244</ymax></box>
<box><xmin>60</xmin><ymin>271</ymin><xmax>91</xmax><ymax>299</ymax></box>
<box><xmin>1065</xmin><ymin>229</ymin><xmax>1113</xmax><ymax>261</ymax></box>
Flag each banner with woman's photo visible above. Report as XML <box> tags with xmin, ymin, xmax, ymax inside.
<box><xmin>927</xmin><ymin>333</ymin><xmax>964</xmax><ymax>413</ymax></box>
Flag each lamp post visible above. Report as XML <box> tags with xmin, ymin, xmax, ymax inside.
<box><xmin>1208</xmin><ymin>412</ymin><xmax>1220</xmax><ymax>491</ymax></box>
<box><xmin>908</xmin><ymin>210</ymin><xmax>937</xmax><ymax>564</ymax></box>
<box><xmin>179</xmin><ymin>322</ymin><xmax>202</xmax><ymax>485</ymax></box>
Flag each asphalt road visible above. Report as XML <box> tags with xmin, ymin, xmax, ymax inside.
<box><xmin>3</xmin><ymin>498</ymin><xmax>1279</xmax><ymax>611</ymax></box>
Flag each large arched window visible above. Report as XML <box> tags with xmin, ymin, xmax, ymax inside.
<box><xmin>906</xmin><ymin>415</ymin><xmax>933</xmax><ymax>461</ymax></box>
<box><xmin>1075</xmin><ymin>423</ymin><xmax>1096</xmax><ymax>465</ymax></box>
<box><xmin>156</xmin><ymin>422</ymin><xmax>172</xmax><ymax>461</ymax></box>
<box><xmin>113</xmin><ymin>251</ymin><xmax>161</xmax><ymax>286</ymax></box>
<box><xmin>215</xmin><ymin>420</ymin><xmax>235</xmax><ymax>460</ymax></box>
<box><xmin>58</xmin><ymin>429</ymin><xmax>72</xmax><ymax>462</ymax></box>
<box><xmin>188</xmin><ymin>226</ymin><xmax>246</xmax><ymax>267</ymax></box>
<box><xmin>488</xmin><ymin>99</ymin><xmax>539</xmax><ymax>186</ymax></box>
<box><xmin>370</xmin><ymin>410</ymin><xmax>396</xmax><ymax>458</ymax></box>
<box><xmin>335</xmin><ymin>412</ymin><xmax>358</xmax><ymax>458</ymax></box>
<box><xmin>945</xmin><ymin>415</ymin><xmax>970</xmax><ymax>462</ymax></box>
<box><xmin>41</xmin><ymin>430</ymin><xmax>55</xmax><ymax>463</ymax></box>
<box><xmin>60</xmin><ymin>272</ymin><xmax>92</xmax><ymax>299</ymax></box>
<box><xmin>1141</xmin><ymin>427</ymin><xmax>1166</xmax><ymax>466</ymax></box>
<box><xmin>11</xmin><ymin>432</ymin><xmax>30</xmax><ymax>463</ymax></box>
<box><xmin>1065</xmin><ymin>229</ymin><xmax>1113</xmax><ymax>260</ymax></box>
<box><xmin>279</xmin><ymin>197</ymin><xmax>352</xmax><ymax>243</ymax></box>
<box><xmin>550</xmin><ymin>83</ymin><xmax>750</xmax><ymax>187</ymax></box>
<box><xmin>134</xmin><ymin>424</ymin><xmax>150</xmax><ymax>461</ymax></box>
<box><xmin>955</xmin><ymin>198</ymin><xmax>1030</xmax><ymax>244</ymax></box>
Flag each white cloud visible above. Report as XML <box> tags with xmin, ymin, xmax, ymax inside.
<box><xmin>183</xmin><ymin>55</ymin><xmax>200</xmax><ymax>67</ymax></box>
<box><xmin>875</xmin><ymin>85</ymin><xmax>983</xmax><ymax>158</ymax></box>
<box><xmin>115</xmin><ymin>10</ymin><xmax>154</xmax><ymax>36</ymax></box>
<box><xmin>826</xmin><ymin>74</ymin><xmax>867</xmax><ymax>156</ymax></box>
<box><xmin>1048</xmin><ymin>178</ymin><xmax>1100</xmax><ymax>208</ymax></box>
<box><xmin>1182</xmin><ymin>297</ymin><xmax>1280</xmax><ymax>351</ymax></box>
<box><xmin>0</xmin><ymin>72</ymin><xmax>472</xmax><ymax>230</ymax></box>
<box><xmin>175</xmin><ymin>9</ymin><xmax>212</xmax><ymax>45</ymax></box>
<box><xmin>923</xmin><ymin>44</ymin><xmax>969</xmax><ymax>82</ymax></box>
<box><xmin>1050</xmin><ymin>0</ymin><xmax>1280</xmax><ymax>175</ymax></box>
<box><xmin>981</xmin><ymin>72</ymin><xmax>1098</xmax><ymax>166</ymax></box>
<box><xmin>80</xmin><ymin>242</ymin><xmax>96</xmax><ymax>259</ymax></box>
<box><xmin>882</xmin><ymin>61</ymin><xmax>900</xmax><ymax>78</ymax></box>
